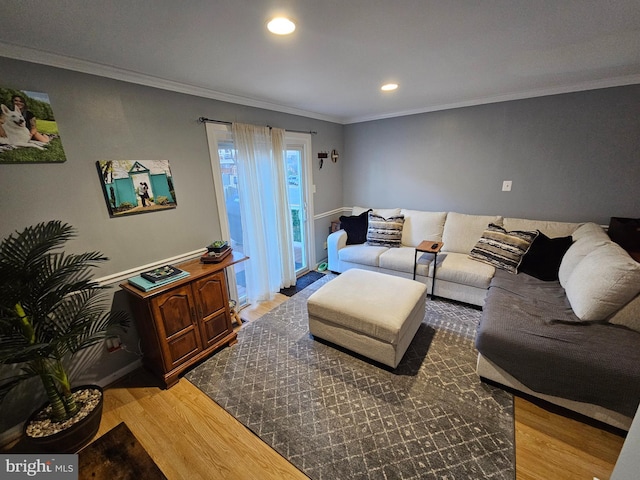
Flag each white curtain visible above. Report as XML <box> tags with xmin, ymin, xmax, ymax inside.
<box><xmin>233</xmin><ymin>122</ymin><xmax>296</xmax><ymax>302</ymax></box>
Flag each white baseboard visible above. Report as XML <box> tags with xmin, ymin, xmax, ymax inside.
<box><xmin>96</xmin><ymin>359</ymin><xmax>143</xmax><ymax>389</ymax></box>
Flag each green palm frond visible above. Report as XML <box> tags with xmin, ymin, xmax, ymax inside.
<box><xmin>0</xmin><ymin>221</ymin><xmax>75</xmax><ymax>268</ymax></box>
<box><xmin>0</xmin><ymin>220</ymin><xmax>129</xmax><ymax>421</ymax></box>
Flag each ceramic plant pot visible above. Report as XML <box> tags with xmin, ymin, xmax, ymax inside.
<box><xmin>23</xmin><ymin>385</ymin><xmax>104</xmax><ymax>453</ymax></box>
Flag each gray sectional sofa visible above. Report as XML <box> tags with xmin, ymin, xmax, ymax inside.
<box><xmin>327</xmin><ymin>207</ymin><xmax>640</xmax><ymax>430</ymax></box>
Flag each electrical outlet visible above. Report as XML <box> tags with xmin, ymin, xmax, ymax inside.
<box><xmin>502</xmin><ymin>180</ymin><xmax>512</xmax><ymax>192</ymax></box>
<box><xmin>106</xmin><ymin>336</ymin><xmax>122</xmax><ymax>353</ymax></box>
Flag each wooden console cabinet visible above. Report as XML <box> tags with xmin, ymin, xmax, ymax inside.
<box><xmin>120</xmin><ymin>252</ymin><xmax>246</xmax><ymax>388</ymax></box>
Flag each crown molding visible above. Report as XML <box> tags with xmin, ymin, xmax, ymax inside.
<box><xmin>344</xmin><ymin>74</ymin><xmax>640</xmax><ymax>124</ymax></box>
<box><xmin>0</xmin><ymin>42</ymin><xmax>343</xmax><ymax>124</ymax></box>
<box><xmin>3</xmin><ymin>42</ymin><xmax>638</xmax><ymax>126</ymax></box>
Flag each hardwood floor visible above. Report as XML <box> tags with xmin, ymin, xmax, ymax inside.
<box><xmin>97</xmin><ymin>369</ymin><xmax>306</xmax><ymax>480</ymax></box>
<box><xmin>6</xmin><ymin>293</ymin><xmax>627</xmax><ymax>479</ymax></box>
<box><xmin>96</xmin><ymin>371</ymin><xmax>626</xmax><ymax>480</ymax></box>
<box><xmin>515</xmin><ymin>396</ymin><xmax>625</xmax><ymax>480</ymax></box>
<box><xmin>238</xmin><ymin>293</ymin><xmax>289</xmax><ymax>323</ymax></box>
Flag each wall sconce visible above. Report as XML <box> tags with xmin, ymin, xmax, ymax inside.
<box><xmin>331</xmin><ymin>149</ymin><xmax>339</xmax><ymax>163</ymax></box>
<box><xmin>318</xmin><ymin>151</ymin><xmax>328</xmax><ymax>169</ymax></box>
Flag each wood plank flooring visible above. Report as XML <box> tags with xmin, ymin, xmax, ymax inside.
<box><xmin>96</xmin><ymin>370</ymin><xmax>626</xmax><ymax>480</ymax></box>
<box><xmin>5</xmin><ymin>292</ymin><xmax>627</xmax><ymax>479</ymax></box>
<box><xmin>514</xmin><ymin>396</ymin><xmax>625</xmax><ymax>480</ymax></box>
<box><xmin>97</xmin><ymin>370</ymin><xmax>306</xmax><ymax>480</ymax></box>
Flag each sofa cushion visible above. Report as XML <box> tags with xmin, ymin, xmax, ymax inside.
<box><xmin>379</xmin><ymin>246</ymin><xmax>431</xmax><ymax>275</ymax></box>
<box><xmin>558</xmin><ymin>233</ymin><xmax>611</xmax><ymax>287</ymax></box>
<box><xmin>503</xmin><ymin>217</ymin><xmax>579</xmax><ymax>238</ymax></box>
<box><xmin>441</xmin><ymin>212</ymin><xmax>503</xmax><ymax>254</ymax></box>
<box><xmin>609</xmin><ymin>294</ymin><xmax>640</xmax><ymax>333</ymax></box>
<box><xmin>469</xmin><ymin>224</ymin><xmax>538</xmax><ymax>274</ymax></box>
<box><xmin>352</xmin><ymin>206</ymin><xmax>401</xmax><ymax>218</ymax></box>
<box><xmin>565</xmin><ymin>243</ymin><xmax>640</xmax><ymax>321</ymax></box>
<box><xmin>339</xmin><ymin>210</ymin><xmax>370</xmax><ymax>245</ymax></box>
<box><xmin>478</xmin><ymin>269</ymin><xmax>640</xmax><ymax>418</ymax></box>
<box><xmin>571</xmin><ymin>222</ymin><xmax>609</xmax><ymax>242</ymax></box>
<box><xmin>400</xmin><ymin>209</ymin><xmax>447</xmax><ymax>247</ymax></box>
<box><xmin>519</xmin><ymin>232</ymin><xmax>573</xmax><ymax>281</ymax></box>
<box><xmin>339</xmin><ymin>244</ymin><xmax>388</xmax><ymax>267</ymax></box>
<box><xmin>436</xmin><ymin>252</ymin><xmax>495</xmax><ymax>289</ymax></box>
<box><xmin>366</xmin><ymin>212</ymin><xmax>405</xmax><ymax>248</ymax></box>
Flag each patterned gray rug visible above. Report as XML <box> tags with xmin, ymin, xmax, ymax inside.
<box><xmin>186</xmin><ymin>274</ymin><xmax>514</xmax><ymax>479</ymax></box>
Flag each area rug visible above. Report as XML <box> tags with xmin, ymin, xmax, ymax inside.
<box><xmin>186</xmin><ymin>274</ymin><xmax>514</xmax><ymax>479</ymax></box>
<box><xmin>280</xmin><ymin>270</ymin><xmax>325</xmax><ymax>296</ymax></box>
<box><xmin>78</xmin><ymin>422</ymin><xmax>167</xmax><ymax>480</ymax></box>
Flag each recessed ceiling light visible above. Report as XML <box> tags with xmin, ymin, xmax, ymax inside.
<box><xmin>267</xmin><ymin>17</ymin><xmax>296</xmax><ymax>35</ymax></box>
<box><xmin>381</xmin><ymin>83</ymin><xmax>399</xmax><ymax>92</ymax></box>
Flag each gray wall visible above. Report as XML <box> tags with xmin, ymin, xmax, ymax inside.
<box><xmin>0</xmin><ymin>56</ymin><xmax>343</xmax><ymax>433</ymax></box>
<box><xmin>0</xmin><ymin>58</ymin><xmax>344</xmax><ymax>274</ymax></box>
<box><xmin>344</xmin><ymin>86</ymin><xmax>640</xmax><ymax>224</ymax></box>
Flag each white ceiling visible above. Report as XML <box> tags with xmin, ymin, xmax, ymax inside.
<box><xmin>1</xmin><ymin>0</ymin><xmax>639</xmax><ymax>124</ymax></box>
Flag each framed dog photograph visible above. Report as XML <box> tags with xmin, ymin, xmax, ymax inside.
<box><xmin>97</xmin><ymin>160</ymin><xmax>178</xmax><ymax>217</ymax></box>
<box><xmin>0</xmin><ymin>88</ymin><xmax>67</xmax><ymax>163</ymax></box>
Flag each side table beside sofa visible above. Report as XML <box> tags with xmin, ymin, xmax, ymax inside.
<box><xmin>413</xmin><ymin>240</ymin><xmax>443</xmax><ymax>296</ymax></box>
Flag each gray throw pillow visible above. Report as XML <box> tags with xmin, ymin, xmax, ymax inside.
<box><xmin>366</xmin><ymin>213</ymin><xmax>405</xmax><ymax>248</ymax></box>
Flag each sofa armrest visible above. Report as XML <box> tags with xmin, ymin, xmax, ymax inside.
<box><xmin>328</xmin><ymin>230</ymin><xmax>348</xmax><ymax>272</ymax></box>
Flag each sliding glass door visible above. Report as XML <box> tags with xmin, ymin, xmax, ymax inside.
<box><xmin>286</xmin><ymin>134</ymin><xmax>314</xmax><ymax>275</ymax></box>
<box><xmin>205</xmin><ymin>124</ymin><xmax>314</xmax><ymax>305</ymax></box>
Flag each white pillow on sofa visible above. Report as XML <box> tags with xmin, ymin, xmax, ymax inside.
<box><xmin>565</xmin><ymin>243</ymin><xmax>640</xmax><ymax>321</ymax></box>
<box><xmin>571</xmin><ymin>222</ymin><xmax>609</xmax><ymax>242</ymax></box>
<box><xmin>441</xmin><ymin>212</ymin><xmax>503</xmax><ymax>254</ymax></box>
<box><xmin>400</xmin><ymin>209</ymin><xmax>447</xmax><ymax>247</ymax></box>
<box><xmin>558</xmin><ymin>234</ymin><xmax>610</xmax><ymax>287</ymax></box>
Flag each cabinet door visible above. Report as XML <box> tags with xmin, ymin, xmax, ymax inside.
<box><xmin>151</xmin><ymin>284</ymin><xmax>202</xmax><ymax>370</ymax></box>
<box><xmin>193</xmin><ymin>272</ymin><xmax>232</xmax><ymax>347</ymax></box>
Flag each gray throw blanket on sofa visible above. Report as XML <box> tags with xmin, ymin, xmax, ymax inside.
<box><xmin>475</xmin><ymin>270</ymin><xmax>640</xmax><ymax>418</ymax></box>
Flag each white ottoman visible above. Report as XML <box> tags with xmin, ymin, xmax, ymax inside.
<box><xmin>307</xmin><ymin>269</ymin><xmax>427</xmax><ymax>368</ymax></box>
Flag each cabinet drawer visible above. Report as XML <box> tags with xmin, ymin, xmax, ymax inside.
<box><xmin>201</xmin><ymin>310</ymin><xmax>231</xmax><ymax>347</ymax></box>
<box><xmin>166</xmin><ymin>329</ymin><xmax>200</xmax><ymax>369</ymax></box>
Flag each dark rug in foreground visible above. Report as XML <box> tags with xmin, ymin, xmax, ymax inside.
<box><xmin>187</xmin><ymin>275</ymin><xmax>514</xmax><ymax>479</ymax></box>
<box><xmin>280</xmin><ymin>270</ymin><xmax>325</xmax><ymax>296</ymax></box>
<box><xmin>78</xmin><ymin>422</ymin><xmax>167</xmax><ymax>480</ymax></box>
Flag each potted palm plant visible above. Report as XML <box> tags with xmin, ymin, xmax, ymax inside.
<box><xmin>0</xmin><ymin>221</ymin><xmax>129</xmax><ymax>452</ymax></box>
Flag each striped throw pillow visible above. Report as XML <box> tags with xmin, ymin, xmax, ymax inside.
<box><xmin>366</xmin><ymin>213</ymin><xmax>405</xmax><ymax>248</ymax></box>
<box><xmin>469</xmin><ymin>223</ymin><xmax>538</xmax><ymax>273</ymax></box>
